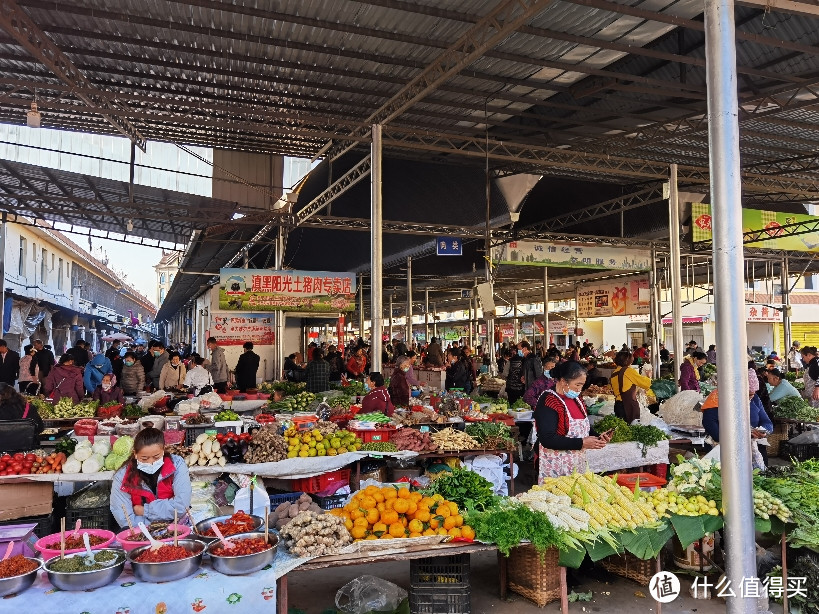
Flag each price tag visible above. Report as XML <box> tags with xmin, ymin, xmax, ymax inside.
<box><xmin>420</xmin><ymin>426</ymin><xmax>430</xmax><ymax>433</ymax></box>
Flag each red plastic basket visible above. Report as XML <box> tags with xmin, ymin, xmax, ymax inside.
<box><xmin>616</xmin><ymin>472</ymin><xmax>667</xmax><ymax>492</ymax></box>
<box><xmin>350</xmin><ymin>428</ymin><xmax>394</xmax><ymax>443</ymax></box>
<box><xmin>292</xmin><ymin>468</ymin><xmax>351</xmax><ymax>494</ymax></box>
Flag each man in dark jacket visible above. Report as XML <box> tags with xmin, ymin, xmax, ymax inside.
<box><xmin>0</xmin><ymin>340</ymin><xmax>19</xmax><ymax>386</ymax></box>
<box><xmin>105</xmin><ymin>340</ymin><xmax>122</xmax><ymax>362</ymax></box>
<box><xmin>305</xmin><ymin>349</ymin><xmax>331</xmax><ymax>393</ymax></box>
<box><xmin>425</xmin><ymin>337</ymin><xmax>444</xmax><ymax>367</ymax></box>
<box><xmin>518</xmin><ymin>340</ymin><xmax>543</xmax><ymax>392</ymax></box>
<box><xmin>30</xmin><ymin>339</ymin><xmax>55</xmax><ymax>385</ymax></box>
<box><xmin>234</xmin><ymin>342</ymin><xmax>260</xmax><ymax>392</ymax></box>
<box><xmin>66</xmin><ymin>339</ymin><xmax>89</xmax><ymax>368</ymax></box>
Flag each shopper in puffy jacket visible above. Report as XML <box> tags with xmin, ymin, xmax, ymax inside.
<box><xmin>120</xmin><ymin>351</ymin><xmax>146</xmax><ymax>395</ymax></box>
<box><xmin>389</xmin><ymin>356</ymin><xmax>411</xmax><ymax>407</ymax></box>
<box><xmin>148</xmin><ymin>345</ymin><xmax>169</xmax><ymax>391</ymax></box>
<box><xmin>44</xmin><ymin>354</ymin><xmax>84</xmax><ymax>403</ymax></box>
<box><xmin>83</xmin><ymin>353</ymin><xmax>113</xmax><ymax>394</ymax></box>
<box><xmin>523</xmin><ymin>354</ymin><xmax>558</xmax><ymax>408</ymax></box>
<box><xmin>159</xmin><ymin>352</ymin><xmax>187</xmax><ymax>391</ymax></box>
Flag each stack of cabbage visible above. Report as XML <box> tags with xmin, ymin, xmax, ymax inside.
<box><xmin>61</xmin><ymin>436</ymin><xmax>134</xmax><ymax>474</ymax></box>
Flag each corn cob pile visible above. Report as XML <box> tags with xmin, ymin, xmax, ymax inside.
<box><xmin>516</xmin><ymin>489</ymin><xmax>591</xmax><ymax>532</ymax></box>
<box><xmin>535</xmin><ymin>472</ymin><xmax>659</xmax><ymax>531</ymax></box>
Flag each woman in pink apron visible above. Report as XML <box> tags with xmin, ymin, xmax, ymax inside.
<box><xmin>533</xmin><ymin>361</ymin><xmax>611</xmax><ymax>482</ymax></box>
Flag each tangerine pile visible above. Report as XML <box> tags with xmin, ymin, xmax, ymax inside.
<box><xmin>328</xmin><ymin>485</ymin><xmax>475</xmax><ymax>541</ymax></box>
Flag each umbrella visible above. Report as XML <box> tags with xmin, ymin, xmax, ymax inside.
<box><xmin>100</xmin><ymin>333</ymin><xmax>133</xmax><ymax>342</ymax></box>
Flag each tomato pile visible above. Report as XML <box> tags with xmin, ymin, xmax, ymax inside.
<box><xmin>201</xmin><ymin>511</ymin><xmax>257</xmax><ymax>537</ymax></box>
<box><xmin>0</xmin><ymin>554</ymin><xmax>38</xmax><ymax>578</ymax></box>
<box><xmin>214</xmin><ymin>432</ymin><xmax>251</xmax><ymax>445</ymax></box>
<box><xmin>0</xmin><ymin>451</ymin><xmax>66</xmax><ymax>476</ymax></box>
<box><xmin>133</xmin><ymin>545</ymin><xmax>192</xmax><ymax>563</ymax></box>
<box><xmin>45</xmin><ymin>533</ymin><xmax>107</xmax><ymax>550</ymax></box>
<box><xmin>210</xmin><ymin>537</ymin><xmax>272</xmax><ymax>557</ymax></box>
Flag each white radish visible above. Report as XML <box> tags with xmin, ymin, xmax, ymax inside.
<box><xmin>195</xmin><ymin>433</ymin><xmax>209</xmax><ymax>445</ymax></box>
<box><xmin>192</xmin><ymin>442</ymin><xmax>201</xmax><ymax>454</ymax></box>
<box><xmin>197</xmin><ymin>457</ymin><xmax>208</xmax><ymax>466</ymax></box>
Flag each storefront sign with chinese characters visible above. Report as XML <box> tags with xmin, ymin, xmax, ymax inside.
<box><xmin>215</xmin><ymin>269</ymin><xmax>356</xmax><ymax>313</ymax></box>
<box><xmin>576</xmin><ymin>277</ymin><xmax>650</xmax><ymax>318</ymax></box>
<box><xmin>210</xmin><ymin>313</ymin><xmax>275</xmax><ymax>345</ymax></box>
<box><xmin>746</xmin><ymin>304</ymin><xmax>782</xmax><ymax>322</ymax></box>
<box><xmin>492</xmin><ymin>241</ymin><xmax>651</xmax><ymax>271</ymax></box>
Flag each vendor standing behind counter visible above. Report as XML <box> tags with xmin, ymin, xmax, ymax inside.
<box><xmin>111</xmin><ymin>427</ymin><xmax>192</xmax><ymax>528</ymax></box>
<box><xmin>0</xmin><ymin>383</ymin><xmax>44</xmax><ymax>434</ymax></box>
<box><xmin>534</xmin><ymin>361</ymin><xmax>610</xmax><ymax>482</ymax></box>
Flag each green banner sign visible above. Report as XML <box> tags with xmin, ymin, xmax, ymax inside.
<box><xmin>691</xmin><ymin>203</ymin><xmax>819</xmax><ymax>252</ymax></box>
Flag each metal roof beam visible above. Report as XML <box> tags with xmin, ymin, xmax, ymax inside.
<box><xmin>0</xmin><ymin>0</ymin><xmax>146</xmax><ymax>150</ymax></box>
<box><xmin>378</xmin><ymin>126</ymin><xmax>819</xmax><ymax>197</ymax></box>
<box><xmin>295</xmin><ymin>155</ymin><xmax>373</xmax><ymax>225</ymax></box>
<box><xmin>738</xmin><ymin>0</ymin><xmax>819</xmax><ymax>18</ymax></box>
<box><xmin>324</xmin><ymin>0</ymin><xmax>555</xmax><ymax>161</ymax></box>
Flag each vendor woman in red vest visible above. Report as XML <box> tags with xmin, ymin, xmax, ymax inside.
<box><xmin>110</xmin><ymin>427</ymin><xmax>192</xmax><ymax>528</ymax></box>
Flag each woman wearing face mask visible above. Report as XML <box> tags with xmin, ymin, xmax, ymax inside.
<box><xmin>361</xmin><ymin>372</ymin><xmax>395</xmax><ymax>416</ymax></box>
<box><xmin>389</xmin><ymin>356</ymin><xmax>411</xmax><ymax>407</ymax></box>
<box><xmin>534</xmin><ymin>361</ymin><xmax>610</xmax><ymax>481</ymax></box>
<box><xmin>110</xmin><ymin>427</ymin><xmax>192</xmax><ymax>528</ymax></box>
<box><xmin>92</xmin><ymin>372</ymin><xmax>125</xmax><ymax>404</ymax></box>
<box><xmin>119</xmin><ymin>351</ymin><xmax>146</xmax><ymax>396</ymax></box>
<box><xmin>444</xmin><ymin>349</ymin><xmax>470</xmax><ymax>392</ymax></box>
<box><xmin>159</xmin><ymin>352</ymin><xmax>187</xmax><ymax>391</ymax></box>
<box><xmin>523</xmin><ymin>354</ymin><xmax>558</xmax><ymax>408</ymax></box>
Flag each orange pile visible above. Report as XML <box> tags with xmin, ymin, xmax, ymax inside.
<box><xmin>328</xmin><ymin>485</ymin><xmax>476</xmax><ymax>541</ymax></box>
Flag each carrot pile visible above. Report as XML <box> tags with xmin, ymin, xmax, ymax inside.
<box><xmin>33</xmin><ymin>452</ymin><xmax>67</xmax><ymax>474</ymax></box>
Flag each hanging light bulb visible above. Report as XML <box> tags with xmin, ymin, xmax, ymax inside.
<box><xmin>126</xmin><ymin>219</ymin><xmax>134</xmax><ymax>232</ymax></box>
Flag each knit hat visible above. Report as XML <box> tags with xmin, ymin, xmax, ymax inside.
<box><xmin>748</xmin><ymin>368</ymin><xmax>760</xmax><ymax>394</ymax></box>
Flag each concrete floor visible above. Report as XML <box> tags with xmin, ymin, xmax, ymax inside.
<box><xmin>286</xmin><ymin>550</ymin><xmax>756</xmax><ymax>614</ymax></box>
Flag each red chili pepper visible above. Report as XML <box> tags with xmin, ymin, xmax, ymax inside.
<box><xmin>134</xmin><ymin>545</ymin><xmax>192</xmax><ymax>563</ymax></box>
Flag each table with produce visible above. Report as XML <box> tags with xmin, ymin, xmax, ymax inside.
<box><xmin>5</xmin><ymin>379</ymin><xmax>819</xmax><ymax>612</ymax></box>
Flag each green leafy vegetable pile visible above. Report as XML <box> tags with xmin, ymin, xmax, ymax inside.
<box><xmin>595</xmin><ymin>415</ymin><xmax>631</xmax><ymax>442</ymax></box>
<box><xmin>650</xmin><ymin>379</ymin><xmax>677</xmax><ymax>400</ymax></box>
<box><xmin>465</xmin><ymin>421</ymin><xmax>511</xmax><ymax>443</ymax></box>
<box><xmin>425</xmin><ymin>468</ymin><xmax>497</xmax><ymax>512</ymax></box>
<box><xmin>510</xmin><ymin>398</ymin><xmax>531</xmax><ymax>410</ymax></box>
<box><xmin>595</xmin><ymin>415</ymin><xmax>668</xmax><ymax>456</ymax></box>
<box><xmin>769</xmin><ymin>557</ymin><xmax>819</xmax><ymax>614</ymax></box>
<box><xmin>773</xmin><ymin>396</ymin><xmax>819</xmax><ymax>422</ymax></box>
<box><xmin>466</xmin><ymin>502</ymin><xmax>563</xmax><ymax>555</ymax></box>
<box><xmin>758</xmin><ymin>461</ymin><xmax>819</xmax><ymax>547</ymax></box>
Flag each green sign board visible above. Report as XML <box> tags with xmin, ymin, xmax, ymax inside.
<box><xmin>691</xmin><ymin>203</ymin><xmax>819</xmax><ymax>252</ymax></box>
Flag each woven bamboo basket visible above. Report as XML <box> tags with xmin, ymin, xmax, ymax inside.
<box><xmin>506</xmin><ymin>545</ymin><xmax>561</xmax><ymax>607</ymax></box>
<box><xmin>768</xmin><ymin>422</ymin><xmax>789</xmax><ymax>457</ymax></box>
<box><xmin>601</xmin><ymin>552</ymin><xmax>656</xmax><ymax>586</ymax></box>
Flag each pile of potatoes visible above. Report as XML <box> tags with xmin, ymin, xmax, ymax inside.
<box><xmin>269</xmin><ymin>493</ymin><xmax>323</xmax><ymax>530</ymax></box>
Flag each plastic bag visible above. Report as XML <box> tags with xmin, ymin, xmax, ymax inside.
<box><xmin>233</xmin><ymin>481</ymin><xmax>270</xmax><ymax>518</ymax></box>
<box><xmin>336</xmin><ymin>575</ymin><xmax>408</xmax><ymax>614</ymax></box>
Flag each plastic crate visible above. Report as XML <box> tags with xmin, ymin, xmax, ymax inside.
<box><xmin>781</xmin><ymin>441</ymin><xmax>819</xmax><ymax>461</ymax></box>
<box><xmin>292</xmin><ymin>468</ymin><xmax>351</xmax><ymax>494</ymax></box>
<box><xmin>308</xmin><ymin>493</ymin><xmax>347</xmax><ymax>510</ymax></box>
<box><xmin>183</xmin><ymin>424</ymin><xmax>215</xmax><ymax>446</ymax></box>
<box><xmin>351</xmin><ymin>428</ymin><xmax>394</xmax><ymax>443</ymax></box>
<box><xmin>269</xmin><ymin>491</ymin><xmax>305</xmax><ymax>507</ymax></box>
<box><xmin>409</xmin><ymin>585</ymin><xmax>470</xmax><ymax>614</ymax></box>
<box><xmin>0</xmin><ymin>514</ymin><xmax>53</xmax><ymax>539</ymax></box>
<box><xmin>411</xmin><ymin>554</ymin><xmax>470</xmax><ymax>588</ymax></box>
<box><xmin>616</xmin><ymin>472</ymin><xmax>667</xmax><ymax>492</ymax></box>
<box><xmin>65</xmin><ymin>506</ymin><xmax>116</xmax><ymax>531</ymax></box>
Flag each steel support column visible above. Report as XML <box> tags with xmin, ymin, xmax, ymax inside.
<box><xmin>370</xmin><ymin>125</ymin><xmax>384</xmax><ymax>373</ymax></box>
<box><xmin>669</xmin><ymin>164</ymin><xmax>685</xmax><ymax>391</ymax></box>
<box><xmin>358</xmin><ymin>274</ymin><xmax>365</xmax><ymax>341</ymax></box>
<box><xmin>705</xmin><ymin>1</ymin><xmax>757</xmax><ymax>610</ymax></box>
<box><xmin>513</xmin><ymin>290</ymin><xmax>519</xmax><ymax>342</ymax></box>
<box><xmin>782</xmin><ymin>257</ymin><xmax>791</xmax><ymax>357</ymax></box>
<box><xmin>650</xmin><ymin>244</ymin><xmax>661</xmax><ymax>376</ymax></box>
<box><xmin>425</xmin><ymin>289</ymin><xmax>430</xmax><ymax>345</ymax></box>
<box><xmin>274</xmin><ymin>227</ymin><xmax>285</xmax><ymax>380</ymax></box>
<box><xmin>432</xmin><ymin>302</ymin><xmax>438</xmax><ymax>339</ymax></box>
<box><xmin>543</xmin><ymin>268</ymin><xmax>549</xmax><ymax>349</ymax></box>
<box><xmin>389</xmin><ymin>293</ymin><xmax>394</xmax><ymax>341</ymax></box>
<box><xmin>406</xmin><ymin>257</ymin><xmax>413</xmax><ymax>346</ymax></box>
<box><xmin>0</xmin><ymin>212</ymin><xmax>5</xmax><ymax>338</ymax></box>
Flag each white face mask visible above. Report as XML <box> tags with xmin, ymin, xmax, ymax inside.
<box><xmin>137</xmin><ymin>459</ymin><xmax>164</xmax><ymax>474</ymax></box>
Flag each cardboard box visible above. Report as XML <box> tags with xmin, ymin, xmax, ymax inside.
<box><xmin>0</xmin><ymin>482</ymin><xmax>53</xmax><ymax>521</ymax></box>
